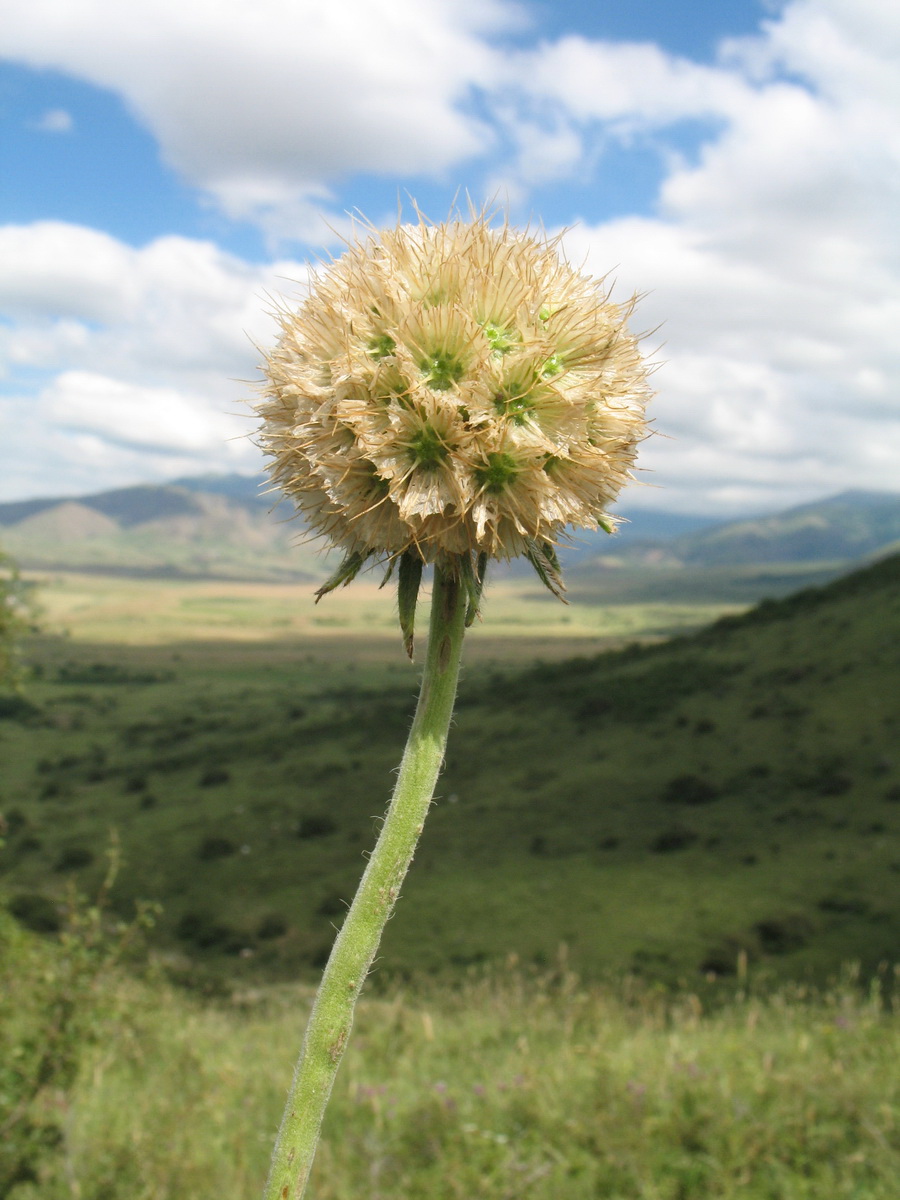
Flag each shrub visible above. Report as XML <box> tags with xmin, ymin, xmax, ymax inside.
<box><xmin>650</xmin><ymin>826</ymin><xmax>698</xmax><ymax>853</ymax></box>
<box><xmin>54</xmin><ymin>846</ymin><xmax>95</xmax><ymax>873</ymax></box>
<box><xmin>175</xmin><ymin>911</ymin><xmax>244</xmax><ymax>952</ymax></box>
<box><xmin>200</xmin><ymin>767</ymin><xmax>231</xmax><ymax>787</ymax></box>
<box><xmin>662</xmin><ymin>774</ymin><xmax>720</xmax><ymax>806</ymax></box>
<box><xmin>316</xmin><ymin>894</ymin><xmax>346</xmax><ymax>918</ymax></box>
<box><xmin>753</xmin><ymin>915</ymin><xmax>812</xmax><ymax>954</ymax></box>
<box><xmin>8</xmin><ymin>893</ymin><xmax>61</xmax><ymax>933</ymax></box>
<box><xmin>197</xmin><ymin>836</ymin><xmax>238</xmax><ymax>861</ymax></box>
<box><xmin>296</xmin><ymin>815</ymin><xmax>337</xmax><ymax>839</ymax></box>
<box><xmin>256</xmin><ymin>914</ymin><xmax>288</xmax><ymax>940</ymax></box>
<box><xmin>0</xmin><ymin>863</ymin><xmax>153</xmax><ymax>1195</ymax></box>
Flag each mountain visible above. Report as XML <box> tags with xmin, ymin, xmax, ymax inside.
<box><xmin>0</xmin><ymin>475</ymin><xmax>328</xmax><ymax>581</ymax></box>
<box><xmin>579</xmin><ymin>489</ymin><xmax>900</xmax><ymax>571</ymax></box>
<box><xmin>2</xmin><ymin>476</ymin><xmax>898</xmax><ymax>583</ymax></box>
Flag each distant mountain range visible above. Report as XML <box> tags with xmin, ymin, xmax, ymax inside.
<box><xmin>582</xmin><ymin>489</ymin><xmax>900</xmax><ymax>571</ymax></box>
<box><xmin>0</xmin><ymin>475</ymin><xmax>322</xmax><ymax>581</ymax></box>
<box><xmin>1</xmin><ymin>474</ymin><xmax>898</xmax><ymax>581</ymax></box>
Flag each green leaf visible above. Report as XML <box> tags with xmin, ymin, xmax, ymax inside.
<box><xmin>314</xmin><ymin>549</ymin><xmax>372</xmax><ymax>603</ymax></box>
<box><xmin>524</xmin><ymin>539</ymin><xmax>567</xmax><ymax>603</ymax></box>
<box><xmin>398</xmin><ymin>550</ymin><xmax>424</xmax><ymax>659</ymax></box>
<box><xmin>459</xmin><ymin>551</ymin><xmax>489</xmax><ymax>627</ymax></box>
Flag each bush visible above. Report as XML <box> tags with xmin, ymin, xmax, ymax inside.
<box><xmin>256</xmin><ymin>914</ymin><xmax>288</xmax><ymax>939</ymax></box>
<box><xmin>199</xmin><ymin>767</ymin><xmax>231</xmax><ymax>787</ymax></box>
<box><xmin>0</xmin><ymin>550</ymin><xmax>35</xmax><ymax>696</ymax></box>
<box><xmin>753</xmin><ymin>915</ymin><xmax>812</xmax><ymax>954</ymax></box>
<box><xmin>197</xmin><ymin>836</ymin><xmax>238</xmax><ymax>861</ymax></box>
<box><xmin>8</xmin><ymin>892</ymin><xmax>61</xmax><ymax>933</ymax></box>
<box><xmin>0</xmin><ymin>859</ymin><xmax>153</xmax><ymax>1196</ymax></box>
<box><xmin>53</xmin><ymin>846</ymin><xmax>96</xmax><ymax>873</ymax></box>
<box><xmin>662</xmin><ymin>774</ymin><xmax>720</xmax><ymax>805</ymax></box>
<box><xmin>650</xmin><ymin>825</ymin><xmax>698</xmax><ymax>853</ymax></box>
<box><xmin>175</xmin><ymin>911</ymin><xmax>245</xmax><ymax>953</ymax></box>
<box><xmin>297</xmin><ymin>814</ymin><xmax>337</xmax><ymax>839</ymax></box>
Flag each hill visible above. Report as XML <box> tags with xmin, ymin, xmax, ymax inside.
<box><xmin>2</xmin><ymin>551</ymin><xmax>898</xmax><ymax>987</ymax></box>
<box><xmin>588</xmin><ymin>489</ymin><xmax>900</xmax><ymax>569</ymax></box>
<box><xmin>0</xmin><ymin>476</ymin><xmax>331</xmax><ymax>581</ymax></box>
<box><xmin>3</xmin><ymin>476</ymin><xmax>900</xmax><ymax>602</ymax></box>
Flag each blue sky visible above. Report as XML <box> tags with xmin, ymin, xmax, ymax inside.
<box><xmin>1</xmin><ymin>0</ymin><xmax>898</xmax><ymax>515</ymax></box>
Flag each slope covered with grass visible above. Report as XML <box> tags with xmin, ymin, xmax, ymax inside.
<box><xmin>1</xmin><ymin>555</ymin><xmax>898</xmax><ymax>987</ymax></box>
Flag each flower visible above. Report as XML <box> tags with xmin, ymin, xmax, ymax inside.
<box><xmin>257</xmin><ymin>209</ymin><xmax>652</xmax><ymax>612</ymax></box>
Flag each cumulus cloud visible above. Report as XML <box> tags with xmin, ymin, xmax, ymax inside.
<box><xmin>1</xmin><ymin>0</ymin><xmax>898</xmax><ymax>513</ymax></box>
<box><xmin>0</xmin><ymin>0</ymin><xmax>518</xmax><ymax>237</ymax></box>
<box><xmin>0</xmin><ymin>220</ymin><xmax>314</xmax><ymax>497</ymax></box>
<box><xmin>559</xmin><ymin>0</ymin><xmax>900</xmax><ymax>512</ymax></box>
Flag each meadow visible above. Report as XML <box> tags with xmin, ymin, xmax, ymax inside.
<box><xmin>5</xmin><ymin>896</ymin><xmax>900</xmax><ymax>1200</ymax></box>
<box><xmin>26</xmin><ymin>569</ymin><xmax>743</xmax><ymax>648</ymax></box>
<box><xmin>2</xmin><ymin>556</ymin><xmax>900</xmax><ymax>1196</ymax></box>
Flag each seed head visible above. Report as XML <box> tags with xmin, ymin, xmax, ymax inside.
<box><xmin>257</xmin><ymin>209</ymin><xmax>652</xmax><ymax>621</ymax></box>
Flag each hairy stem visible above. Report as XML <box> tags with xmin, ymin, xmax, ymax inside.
<box><xmin>263</xmin><ymin>565</ymin><xmax>467</xmax><ymax>1200</ymax></box>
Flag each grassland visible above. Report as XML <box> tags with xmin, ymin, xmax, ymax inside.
<box><xmin>25</xmin><ymin>569</ymin><xmax>743</xmax><ymax>648</ymax></box>
<box><xmin>3</xmin><ymin>555</ymin><xmax>900</xmax><ymax>1198</ymax></box>
<box><xmin>3</xmin><ymin>554</ymin><xmax>899</xmax><ymax>991</ymax></box>
<box><xmin>5</xmin><ymin>899</ymin><xmax>900</xmax><ymax>1200</ymax></box>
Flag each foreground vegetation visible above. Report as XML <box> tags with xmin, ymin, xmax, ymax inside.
<box><xmin>4</xmin><ymin>895</ymin><xmax>899</xmax><ymax>1200</ymax></box>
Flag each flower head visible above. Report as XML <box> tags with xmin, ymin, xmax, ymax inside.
<box><xmin>257</xmin><ymin>209</ymin><xmax>652</xmax><ymax>631</ymax></box>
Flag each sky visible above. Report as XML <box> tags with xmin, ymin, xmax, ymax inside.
<box><xmin>1</xmin><ymin>0</ymin><xmax>898</xmax><ymax>517</ymax></box>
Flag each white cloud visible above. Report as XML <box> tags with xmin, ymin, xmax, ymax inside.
<box><xmin>30</xmin><ymin>107</ymin><xmax>73</xmax><ymax>133</ymax></box>
<box><xmin>1</xmin><ymin>0</ymin><xmax>898</xmax><ymax>514</ymax></box>
<box><xmin>502</xmin><ymin>35</ymin><xmax>752</xmax><ymax>128</ymax></box>
<box><xmin>0</xmin><ymin>220</ymin><xmax>309</xmax><ymax>374</ymax></box>
<box><xmin>44</xmin><ymin>371</ymin><xmax>241</xmax><ymax>455</ymax></box>
<box><xmin>0</xmin><ymin>0</ymin><xmax>517</xmax><ymax>236</ymax></box>
<box><xmin>559</xmin><ymin>1</ymin><xmax>900</xmax><ymax>512</ymax></box>
<box><xmin>0</xmin><ymin>220</ymin><xmax>315</xmax><ymax>497</ymax></box>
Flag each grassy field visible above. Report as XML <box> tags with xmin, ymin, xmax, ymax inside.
<box><xmin>3</xmin><ymin>556</ymin><xmax>900</xmax><ymax>1198</ymax></box>
<box><xmin>2</xmin><ymin>554</ymin><xmax>899</xmax><ymax>991</ymax></box>
<box><xmin>25</xmin><ymin>569</ymin><xmax>743</xmax><ymax>648</ymax></box>
<box><xmin>5</xmin><ymin>899</ymin><xmax>900</xmax><ymax>1200</ymax></box>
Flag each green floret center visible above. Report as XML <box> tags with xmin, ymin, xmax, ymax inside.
<box><xmin>408</xmin><ymin>423</ymin><xmax>451</xmax><ymax>471</ymax></box>
<box><xmin>541</xmin><ymin>354</ymin><xmax>565</xmax><ymax>378</ymax></box>
<box><xmin>368</xmin><ymin>333</ymin><xmax>397</xmax><ymax>360</ymax></box>
<box><xmin>493</xmin><ymin>384</ymin><xmax>536</xmax><ymax>425</ymax></box>
<box><xmin>421</xmin><ymin>352</ymin><xmax>465</xmax><ymax>391</ymax></box>
<box><xmin>476</xmin><ymin>451</ymin><xmax>520</xmax><ymax>494</ymax></box>
<box><xmin>482</xmin><ymin>322</ymin><xmax>518</xmax><ymax>357</ymax></box>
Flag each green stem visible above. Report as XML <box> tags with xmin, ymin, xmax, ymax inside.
<box><xmin>263</xmin><ymin>564</ymin><xmax>467</xmax><ymax>1200</ymax></box>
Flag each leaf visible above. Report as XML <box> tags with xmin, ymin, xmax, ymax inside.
<box><xmin>314</xmin><ymin>549</ymin><xmax>372</xmax><ymax>602</ymax></box>
<box><xmin>397</xmin><ymin>550</ymin><xmax>424</xmax><ymax>659</ymax></box>
<box><xmin>459</xmin><ymin>551</ymin><xmax>489</xmax><ymax>627</ymax></box>
<box><xmin>524</xmin><ymin>539</ymin><xmax>567</xmax><ymax>602</ymax></box>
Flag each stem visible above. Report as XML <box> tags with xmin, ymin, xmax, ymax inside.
<box><xmin>263</xmin><ymin>565</ymin><xmax>467</xmax><ymax>1200</ymax></box>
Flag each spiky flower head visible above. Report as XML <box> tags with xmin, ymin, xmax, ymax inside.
<box><xmin>257</xmin><ymin>210</ymin><xmax>652</xmax><ymax>645</ymax></box>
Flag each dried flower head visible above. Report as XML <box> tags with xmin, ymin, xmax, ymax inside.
<box><xmin>257</xmin><ymin>209</ymin><xmax>652</xmax><ymax>627</ymax></box>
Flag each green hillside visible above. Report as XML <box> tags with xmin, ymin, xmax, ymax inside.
<box><xmin>1</xmin><ymin>554</ymin><xmax>898</xmax><ymax>988</ymax></box>
<box><xmin>596</xmin><ymin>489</ymin><xmax>900</xmax><ymax>569</ymax></box>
